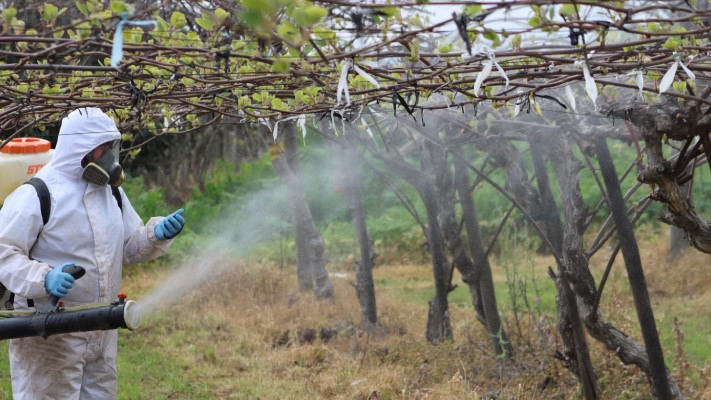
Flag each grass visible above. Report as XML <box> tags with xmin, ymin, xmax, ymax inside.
<box><xmin>0</xmin><ymin>234</ymin><xmax>708</xmax><ymax>399</ymax></box>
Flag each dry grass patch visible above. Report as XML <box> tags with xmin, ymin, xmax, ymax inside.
<box><xmin>117</xmin><ymin>242</ymin><xmax>710</xmax><ymax>399</ymax></box>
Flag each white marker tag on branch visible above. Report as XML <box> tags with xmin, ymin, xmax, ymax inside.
<box><xmin>353</xmin><ymin>64</ymin><xmax>380</xmax><ymax>88</ymax></box>
<box><xmin>659</xmin><ymin>60</ymin><xmax>679</xmax><ymax>94</ymax></box>
<box><xmin>272</xmin><ymin>116</ymin><xmax>302</xmax><ymax>142</ymax></box>
<box><xmin>330</xmin><ymin>110</ymin><xmax>337</xmax><ymax>135</ymax></box>
<box><xmin>636</xmin><ymin>70</ymin><xmax>644</xmax><ymax>98</ymax></box>
<box><xmin>489</xmin><ymin>53</ymin><xmax>509</xmax><ymax>92</ymax></box>
<box><xmin>361</xmin><ymin>116</ymin><xmax>377</xmax><ymax>143</ymax></box>
<box><xmin>337</xmin><ymin>60</ymin><xmax>351</xmax><ymax>106</ymax></box>
<box><xmin>298</xmin><ymin>115</ymin><xmax>307</xmax><ymax>143</ymax></box>
<box><xmin>679</xmin><ymin>60</ymin><xmax>696</xmax><ymax>81</ymax></box>
<box><xmin>273</xmin><ymin>120</ymin><xmax>280</xmax><ymax>142</ymax></box>
<box><xmin>565</xmin><ymin>85</ymin><xmax>577</xmax><ymax>112</ymax></box>
<box><xmin>473</xmin><ymin>59</ymin><xmax>493</xmax><ymax>97</ymax></box>
<box><xmin>582</xmin><ymin>63</ymin><xmax>598</xmax><ymax>107</ymax></box>
<box><xmin>359</xmin><ymin>60</ymin><xmax>379</xmax><ymax>69</ymax></box>
<box><xmin>258</xmin><ymin>118</ymin><xmax>276</xmax><ymax>142</ymax></box>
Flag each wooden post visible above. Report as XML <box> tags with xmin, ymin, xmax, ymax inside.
<box><xmin>594</xmin><ymin>137</ymin><xmax>672</xmax><ymax>399</ymax></box>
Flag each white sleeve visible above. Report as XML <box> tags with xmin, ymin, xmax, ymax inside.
<box><xmin>119</xmin><ymin>188</ymin><xmax>172</xmax><ymax>266</ymax></box>
<box><xmin>0</xmin><ymin>185</ymin><xmax>52</xmax><ymax>299</ymax></box>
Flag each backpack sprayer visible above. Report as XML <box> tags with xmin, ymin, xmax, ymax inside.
<box><xmin>0</xmin><ymin>265</ymin><xmax>141</xmax><ymax>340</ymax></box>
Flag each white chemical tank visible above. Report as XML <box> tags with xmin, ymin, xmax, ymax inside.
<box><xmin>0</xmin><ymin>138</ymin><xmax>54</xmax><ymax>205</ymax></box>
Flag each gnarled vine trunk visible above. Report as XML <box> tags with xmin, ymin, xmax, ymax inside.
<box><xmin>421</xmin><ymin>142</ymin><xmax>453</xmax><ymax>343</ymax></box>
<box><xmin>270</xmin><ymin>124</ymin><xmax>333</xmax><ymax>299</ymax></box>
<box><xmin>546</xmin><ymin>132</ymin><xmax>682</xmax><ymax>399</ymax></box>
<box><xmin>451</xmin><ymin>146</ymin><xmax>513</xmax><ymax>359</ymax></box>
<box><xmin>339</xmin><ymin>141</ymin><xmax>378</xmax><ymax>328</ymax></box>
<box><xmin>530</xmin><ymin>133</ymin><xmax>598</xmax><ymax>399</ymax></box>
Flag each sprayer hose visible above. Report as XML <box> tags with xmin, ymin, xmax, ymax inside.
<box><xmin>0</xmin><ymin>302</ymin><xmax>111</xmax><ymax>319</ymax></box>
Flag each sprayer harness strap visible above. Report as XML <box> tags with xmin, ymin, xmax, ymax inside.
<box><xmin>25</xmin><ymin>178</ymin><xmax>123</xmax><ymax>224</ymax></box>
<box><xmin>25</xmin><ymin>178</ymin><xmax>51</xmax><ymax>225</ymax></box>
<box><xmin>0</xmin><ymin>180</ymin><xmax>123</xmax><ymax>311</ymax></box>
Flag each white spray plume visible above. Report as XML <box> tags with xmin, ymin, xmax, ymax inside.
<box><xmin>139</xmin><ymin>183</ymin><xmax>289</xmax><ymax>315</ymax></box>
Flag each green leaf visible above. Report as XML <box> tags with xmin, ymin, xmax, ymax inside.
<box><xmin>673</xmin><ymin>81</ymin><xmax>687</xmax><ymax>93</ymax></box>
<box><xmin>42</xmin><ymin>84</ymin><xmax>64</xmax><ymax>95</ymax></box>
<box><xmin>196</xmin><ymin>15</ymin><xmax>215</xmax><ymax>30</ymax></box>
<box><xmin>528</xmin><ymin>16</ymin><xmax>541</xmax><ymax>27</ymax></box>
<box><xmin>408</xmin><ymin>16</ymin><xmax>423</xmax><ymax>29</ymax></box>
<box><xmin>407</xmin><ymin>42</ymin><xmax>419</xmax><ymax>62</ymax></box>
<box><xmin>91</xmin><ymin>10</ymin><xmax>112</xmax><ymax>20</ymax></box>
<box><xmin>645</xmin><ymin>22</ymin><xmax>663</xmax><ymax>33</ymax></box>
<box><xmin>240</xmin><ymin>9</ymin><xmax>263</xmax><ymax>29</ymax></box>
<box><xmin>483</xmin><ymin>32</ymin><xmax>497</xmax><ymax>41</ymax></box>
<box><xmin>271</xmin><ymin>58</ymin><xmax>290</xmax><ymax>73</ymax></box>
<box><xmin>437</xmin><ymin>44</ymin><xmax>452</xmax><ymax>53</ymax></box>
<box><xmin>243</xmin><ymin>0</ymin><xmax>271</xmax><ymax>14</ymax></box>
<box><xmin>312</xmin><ymin>26</ymin><xmax>334</xmax><ymax>41</ymax></box>
<box><xmin>75</xmin><ymin>1</ymin><xmax>89</xmax><ymax>16</ymax></box>
<box><xmin>215</xmin><ymin>8</ymin><xmax>230</xmax><ymax>24</ymax></box>
<box><xmin>170</xmin><ymin>11</ymin><xmax>187</xmax><ymax>29</ymax></box>
<box><xmin>662</xmin><ymin>38</ymin><xmax>680</xmax><ymax>50</ymax></box>
<box><xmin>110</xmin><ymin>1</ymin><xmax>133</xmax><ymax>15</ymax></box>
<box><xmin>43</xmin><ymin>3</ymin><xmax>59</xmax><ymax>23</ymax></box>
<box><xmin>511</xmin><ymin>34</ymin><xmax>522</xmax><ymax>49</ymax></box>
<box><xmin>559</xmin><ymin>4</ymin><xmax>576</xmax><ymax>17</ymax></box>
<box><xmin>276</xmin><ymin>20</ymin><xmax>299</xmax><ymax>40</ymax></box>
<box><xmin>2</xmin><ymin>7</ymin><xmax>16</xmax><ymax>29</ymax></box>
<box><xmin>238</xmin><ymin>95</ymin><xmax>251</xmax><ymax>108</ymax></box>
<box><xmin>2</xmin><ymin>7</ymin><xmax>15</xmax><ymax>21</ymax></box>
<box><xmin>76</xmin><ymin>21</ymin><xmax>91</xmax><ymax>38</ymax></box>
<box><xmin>380</xmin><ymin>7</ymin><xmax>399</xmax><ymax>17</ymax></box>
<box><xmin>12</xmin><ymin>19</ymin><xmax>25</xmax><ymax>35</ymax></box>
<box><xmin>462</xmin><ymin>5</ymin><xmax>483</xmax><ymax>17</ymax></box>
<box><xmin>293</xmin><ymin>5</ymin><xmax>327</xmax><ymax>27</ymax></box>
<box><xmin>287</xmin><ymin>47</ymin><xmax>300</xmax><ymax>57</ymax></box>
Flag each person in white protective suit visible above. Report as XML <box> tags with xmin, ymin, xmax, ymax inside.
<box><xmin>0</xmin><ymin>107</ymin><xmax>186</xmax><ymax>399</ymax></box>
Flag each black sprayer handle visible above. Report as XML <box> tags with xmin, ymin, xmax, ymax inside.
<box><xmin>48</xmin><ymin>265</ymin><xmax>86</xmax><ymax>306</ymax></box>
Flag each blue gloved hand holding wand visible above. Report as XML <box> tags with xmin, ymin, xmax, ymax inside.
<box><xmin>45</xmin><ymin>262</ymin><xmax>77</xmax><ymax>298</ymax></box>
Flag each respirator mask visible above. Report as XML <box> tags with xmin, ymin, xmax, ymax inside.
<box><xmin>81</xmin><ymin>140</ymin><xmax>125</xmax><ymax>186</ymax></box>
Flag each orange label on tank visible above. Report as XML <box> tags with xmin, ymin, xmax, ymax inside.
<box><xmin>26</xmin><ymin>164</ymin><xmax>45</xmax><ymax>174</ymax></box>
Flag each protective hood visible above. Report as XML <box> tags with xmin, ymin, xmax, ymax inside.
<box><xmin>45</xmin><ymin>108</ymin><xmax>121</xmax><ymax>179</ymax></box>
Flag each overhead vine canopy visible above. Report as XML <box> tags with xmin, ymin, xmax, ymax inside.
<box><xmin>0</xmin><ymin>0</ymin><xmax>709</xmax><ymax>149</ymax></box>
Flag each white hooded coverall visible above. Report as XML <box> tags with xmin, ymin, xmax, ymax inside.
<box><xmin>0</xmin><ymin>108</ymin><xmax>173</xmax><ymax>399</ymax></box>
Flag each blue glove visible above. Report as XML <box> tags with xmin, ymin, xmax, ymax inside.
<box><xmin>154</xmin><ymin>209</ymin><xmax>185</xmax><ymax>240</ymax></box>
<box><xmin>45</xmin><ymin>262</ymin><xmax>76</xmax><ymax>298</ymax></box>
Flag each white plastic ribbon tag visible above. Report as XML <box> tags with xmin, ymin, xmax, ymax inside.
<box><xmin>659</xmin><ymin>60</ymin><xmax>679</xmax><ymax>94</ymax></box>
<box><xmin>581</xmin><ymin>62</ymin><xmax>598</xmax><ymax>107</ymax></box>
<box><xmin>337</xmin><ymin>60</ymin><xmax>351</xmax><ymax>106</ymax></box>
<box><xmin>565</xmin><ymin>85</ymin><xmax>577</xmax><ymax>112</ymax></box>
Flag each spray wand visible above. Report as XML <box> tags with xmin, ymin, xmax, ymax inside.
<box><xmin>0</xmin><ymin>265</ymin><xmax>141</xmax><ymax>340</ymax></box>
